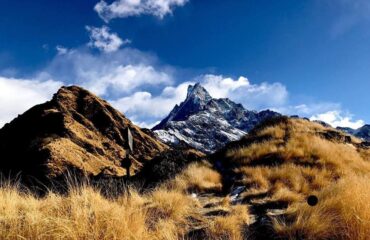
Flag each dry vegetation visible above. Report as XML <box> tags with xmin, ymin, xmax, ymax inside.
<box><xmin>0</xmin><ymin>162</ymin><xmax>249</xmax><ymax>240</ymax></box>
<box><xmin>274</xmin><ymin>174</ymin><xmax>370</xmax><ymax>240</ymax></box>
<box><xmin>217</xmin><ymin>117</ymin><xmax>370</xmax><ymax>239</ymax></box>
<box><xmin>166</xmin><ymin>161</ymin><xmax>223</xmax><ymax>193</ymax></box>
<box><xmin>222</xmin><ymin>118</ymin><xmax>370</xmax><ymax>201</ymax></box>
<box><xmin>0</xmin><ymin>118</ymin><xmax>369</xmax><ymax>239</ymax></box>
<box><xmin>0</xmin><ymin>183</ymin><xmax>196</xmax><ymax>240</ymax></box>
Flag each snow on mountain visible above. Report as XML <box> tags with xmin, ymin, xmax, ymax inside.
<box><xmin>152</xmin><ymin>83</ymin><xmax>280</xmax><ymax>153</ymax></box>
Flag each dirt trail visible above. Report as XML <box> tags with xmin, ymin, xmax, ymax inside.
<box><xmin>188</xmin><ymin>187</ymin><xmax>287</xmax><ymax>239</ymax></box>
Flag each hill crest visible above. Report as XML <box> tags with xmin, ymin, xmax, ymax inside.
<box><xmin>0</xmin><ymin>85</ymin><xmax>168</xmax><ymax>182</ymax></box>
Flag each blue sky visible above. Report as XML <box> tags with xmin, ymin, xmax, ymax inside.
<box><xmin>0</xmin><ymin>0</ymin><xmax>369</xmax><ymax>128</ymax></box>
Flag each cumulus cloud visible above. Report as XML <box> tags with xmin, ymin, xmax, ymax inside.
<box><xmin>1</xmin><ymin>37</ymin><xmax>365</xmax><ymax>129</ymax></box>
<box><xmin>56</xmin><ymin>45</ymin><xmax>69</xmax><ymax>55</ymax></box>
<box><xmin>41</xmin><ymin>47</ymin><xmax>173</xmax><ymax>96</ymax></box>
<box><xmin>275</xmin><ymin>102</ymin><xmax>341</xmax><ymax>117</ymax></box>
<box><xmin>94</xmin><ymin>0</ymin><xmax>189</xmax><ymax>22</ymax></box>
<box><xmin>111</xmin><ymin>82</ymin><xmax>190</xmax><ymax>127</ymax></box>
<box><xmin>199</xmin><ymin>74</ymin><xmax>289</xmax><ymax>110</ymax></box>
<box><xmin>310</xmin><ymin>110</ymin><xmax>364</xmax><ymax>129</ymax></box>
<box><xmin>84</xmin><ymin>64</ymin><xmax>172</xmax><ymax>96</ymax></box>
<box><xmin>0</xmin><ymin>46</ymin><xmax>173</xmax><ymax>128</ymax></box>
<box><xmin>0</xmin><ymin>77</ymin><xmax>62</xmax><ymax>127</ymax></box>
<box><xmin>86</xmin><ymin>25</ymin><xmax>130</xmax><ymax>53</ymax></box>
<box><xmin>275</xmin><ymin>102</ymin><xmax>365</xmax><ymax>128</ymax></box>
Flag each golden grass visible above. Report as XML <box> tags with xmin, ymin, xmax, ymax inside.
<box><xmin>224</xmin><ymin>118</ymin><xmax>370</xmax><ymax>205</ymax></box>
<box><xmin>167</xmin><ymin>161</ymin><xmax>223</xmax><ymax>193</ymax></box>
<box><xmin>0</xmin><ymin>179</ymin><xmax>249</xmax><ymax>240</ymax></box>
<box><xmin>0</xmin><ymin>183</ymin><xmax>202</xmax><ymax>240</ymax></box>
<box><xmin>205</xmin><ymin>205</ymin><xmax>250</xmax><ymax>240</ymax></box>
<box><xmin>217</xmin><ymin>118</ymin><xmax>370</xmax><ymax>239</ymax></box>
<box><xmin>0</xmin><ymin>118</ymin><xmax>368</xmax><ymax>239</ymax></box>
<box><xmin>274</xmin><ymin>175</ymin><xmax>370</xmax><ymax>240</ymax></box>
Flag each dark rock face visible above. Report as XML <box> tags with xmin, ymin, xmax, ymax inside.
<box><xmin>153</xmin><ymin>84</ymin><xmax>281</xmax><ymax>153</ymax></box>
<box><xmin>0</xmin><ymin>86</ymin><xmax>168</xmax><ymax>183</ymax></box>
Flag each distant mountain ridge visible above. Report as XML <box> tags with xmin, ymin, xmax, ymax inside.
<box><xmin>337</xmin><ymin>125</ymin><xmax>370</xmax><ymax>142</ymax></box>
<box><xmin>153</xmin><ymin>83</ymin><xmax>281</xmax><ymax>153</ymax></box>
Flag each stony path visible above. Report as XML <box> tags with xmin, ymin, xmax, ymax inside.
<box><xmin>188</xmin><ymin>187</ymin><xmax>288</xmax><ymax>239</ymax></box>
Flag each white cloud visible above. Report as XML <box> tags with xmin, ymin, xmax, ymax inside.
<box><xmin>0</xmin><ymin>47</ymin><xmax>173</xmax><ymax>128</ymax></box>
<box><xmin>84</xmin><ymin>64</ymin><xmax>172</xmax><ymax>96</ymax></box>
<box><xmin>0</xmin><ymin>77</ymin><xmax>63</xmax><ymax>127</ymax></box>
<box><xmin>56</xmin><ymin>45</ymin><xmax>68</xmax><ymax>55</ymax></box>
<box><xmin>199</xmin><ymin>74</ymin><xmax>289</xmax><ymax>110</ymax></box>
<box><xmin>1</xmin><ymin>33</ymin><xmax>365</xmax><ymax>129</ymax></box>
<box><xmin>276</xmin><ymin>102</ymin><xmax>365</xmax><ymax>129</ymax></box>
<box><xmin>41</xmin><ymin>47</ymin><xmax>173</xmax><ymax>96</ymax></box>
<box><xmin>86</xmin><ymin>25</ymin><xmax>130</xmax><ymax>53</ymax></box>
<box><xmin>275</xmin><ymin>102</ymin><xmax>341</xmax><ymax>116</ymax></box>
<box><xmin>310</xmin><ymin>110</ymin><xmax>364</xmax><ymax>129</ymax></box>
<box><xmin>94</xmin><ymin>0</ymin><xmax>188</xmax><ymax>22</ymax></box>
<box><xmin>110</xmin><ymin>81</ymin><xmax>190</xmax><ymax>126</ymax></box>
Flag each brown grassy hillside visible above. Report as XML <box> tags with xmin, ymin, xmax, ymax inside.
<box><xmin>0</xmin><ymin>117</ymin><xmax>369</xmax><ymax>239</ymax></box>
<box><xmin>215</xmin><ymin>117</ymin><xmax>370</xmax><ymax>203</ymax></box>
<box><xmin>0</xmin><ymin>86</ymin><xmax>168</xmax><ymax>182</ymax></box>
<box><xmin>212</xmin><ymin>117</ymin><xmax>370</xmax><ymax>239</ymax></box>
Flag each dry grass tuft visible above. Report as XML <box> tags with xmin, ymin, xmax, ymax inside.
<box><xmin>0</xmin><ymin>183</ymin><xmax>201</xmax><ymax>240</ymax></box>
<box><xmin>167</xmin><ymin>161</ymin><xmax>223</xmax><ymax>193</ymax></box>
<box><xmin>274</xmin><ymin>174</ymin><xmax>370</xmax><ymax>240</ymax></box>
<box><xmin>205</xmin><ymin>205</ymin><xmax>250</xmax><ymax>240</ymax></box>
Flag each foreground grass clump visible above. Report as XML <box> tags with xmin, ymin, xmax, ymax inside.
<box><xmin>167</xmin><ymin>161</ymin><xmax>223</xmax><ymax>193</ymax></box>
<box><xmin>205</xmin><ymin>205</ymin><xmax>250</xmax><ymax>239</ymax></box>
<box><xmin>0</xmin><ymin>179</ymin><xmax>250</xmax><ymax>240</ymax></box>
<box><xmin>0</xmin><ymin>184</ymin><xmax>200</xmax><ymax>240</ymax></box>
<box><xmin>274</xmin><ymin>175</ymin><xmax>370</xmax><ymax>240</ymax></box>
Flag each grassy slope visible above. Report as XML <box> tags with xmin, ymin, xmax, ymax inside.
<box><xmin>0</xmin><ymin>117</ymin><xmax>369</xmax><ymax>239</ymax></box>
<box><xmin>214</xmin><ymin>117</ymin><xmax>370</xmax><ymax>239</ymax></box>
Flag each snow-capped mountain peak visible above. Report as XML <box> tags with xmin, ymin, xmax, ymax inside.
<box><xmin>186</xmin><ymin>83</ymin><xmax>212</xmax><ymax>102</ymax></box>
<box><xmin>153</xmin><ymin>83</ymin><xmax>281</xmax><ymax>153</ymax></box>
